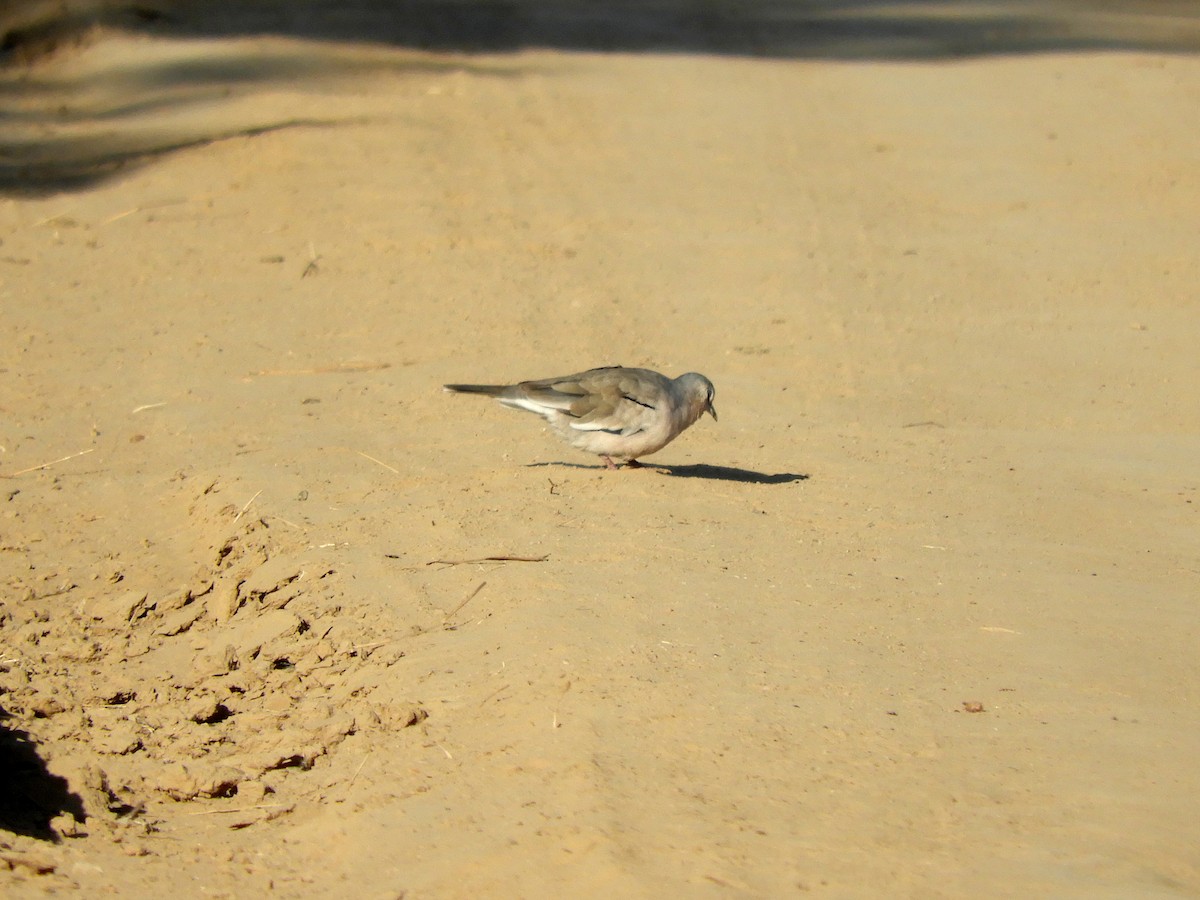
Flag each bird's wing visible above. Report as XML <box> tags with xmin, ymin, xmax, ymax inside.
<box><xmin>515</xmin><ymin>368</ymin><xmax>665</xmax><ymax>435</ymax></box>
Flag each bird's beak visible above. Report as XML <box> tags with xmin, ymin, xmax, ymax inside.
<box><xmin>707</xmin><ymin>403</ymin><xmax>718</xmax><ymax>422</ymax></box>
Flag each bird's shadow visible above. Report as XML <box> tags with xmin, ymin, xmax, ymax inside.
<box><xmin>527</xmin><ymin>462</ymin><xmax>808</xmax><ymax>484</ymax></box>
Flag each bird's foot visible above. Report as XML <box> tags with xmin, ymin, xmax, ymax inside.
<box><xmin>600</xmin><ymin>457</ymin><xmax>668</xmax><ymax>473</ymax></box>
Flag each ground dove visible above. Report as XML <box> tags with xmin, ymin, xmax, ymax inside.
<box><xmin>444</xmin><ymin>366</ymin><xmax>716</xmax><ymax>469</ymax></box>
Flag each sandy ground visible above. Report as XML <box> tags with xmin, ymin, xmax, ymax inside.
<box><xmin>1</xmin><ymin>2</ymin><xmax>1199</xmax><ymax>896</ymax></box>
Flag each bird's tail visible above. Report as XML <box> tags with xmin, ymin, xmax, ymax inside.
<box><xmin>443</xmin><ymin>383</ymin><xmax>507</xmax><ymax>396</ymax></box>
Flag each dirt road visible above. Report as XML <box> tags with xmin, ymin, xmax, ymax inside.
<box><xmin>2</xmin><ymin>3</ymin><xmax>1198</xmax><ymax>896</ymax></box>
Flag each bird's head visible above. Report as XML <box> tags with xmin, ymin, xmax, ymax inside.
<box><xmin>679</xmin><ymin>373</ymin><xmax>717</xmax><ymax>422</ymax></box>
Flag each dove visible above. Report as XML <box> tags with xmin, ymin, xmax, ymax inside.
<box><xmin>444</xmin><ymin>366</ymin><xmax>716</xmax><ymax>469</ymax></box>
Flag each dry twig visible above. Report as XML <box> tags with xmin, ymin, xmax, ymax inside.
<box><xmin>356</xmin><ymin>451</ymin><xmax>400</xmax><ymax>475</ymax></box>
<box><xmin>1</xmin><ymin>448</ymin><xmax>94</xmax><ymax>478</ymax></box>
<box><xmin>426</xmin><ymin>554</ymin><xmax>548</xmax><ymax>568</ymax></box>
<box><xmin>552</xmin><ymin>679</ymin><xmax>572</xmax><ymax>730</ymax></box>
<box><xmin>251</xmin><ymin>362</ymin><xmax>391</xmax><ymax>377</ymax></box>
<box><xmin>232</xmin><ymin>490</ymin><xmax>262</xmax><ymax>522</ymax></box>
<box><xmin>444</xmin><ymin>581</ymin><xmax>486</xmax><ymax>624</ymax></box>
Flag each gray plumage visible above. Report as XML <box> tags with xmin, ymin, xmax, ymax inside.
<box><xmin>444</xmin><ymin>365</ymin><xmax>716</xmax><ymax>468</ymax></box>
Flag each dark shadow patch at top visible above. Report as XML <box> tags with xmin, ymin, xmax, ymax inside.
<box><xmin>124</xmin><ymin>1</ymin><xmax>1200</xmax><ymax>60</ymax></box>
<box><xmin>5</xmin><ymin>1</ymin><xmax>1200</xmax><ymax>66</ymax></box>
<box><xmin>3</xmin><ymin>1</ymin><xmax>1200</xmax><ymax>194</ymax></box>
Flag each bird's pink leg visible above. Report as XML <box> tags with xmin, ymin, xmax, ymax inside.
<box><xmin>602</xmin><ymin>455</ymin><xmax>620</xmax><ymax>470</ymax></box>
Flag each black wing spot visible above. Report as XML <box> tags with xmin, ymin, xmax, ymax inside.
<box><xmin>622</xmin><ymin>393</ymin><xmax>656</xmax><ymax>411</ymax></box>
